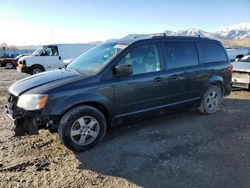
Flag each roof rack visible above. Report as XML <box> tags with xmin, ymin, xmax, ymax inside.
<box><xmin>134</xmin><ymin>33</ymin><xmax>166</xmax><ymax>39</ymax></box>
<box><xmin>148</xmin><ymin>33</ymin><xmax>167</xmax><ymax>38</ymax></box>
<box><xmin>129</xmin><ymin>33</ymin><xmax>210</xmax><ymax>42</ymax></box>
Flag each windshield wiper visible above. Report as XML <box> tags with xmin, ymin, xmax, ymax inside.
<box><xmin>66</xmin><ymin>67</ymin><xmax>82</xmax><ymax>74</ymax></box>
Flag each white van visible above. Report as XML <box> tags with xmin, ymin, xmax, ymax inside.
<box><xmin>17</xmin><ymin>43</ymin><xmax>96</xmax><ymax>74</ymax></box>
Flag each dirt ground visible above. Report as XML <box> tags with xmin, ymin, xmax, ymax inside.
<box><xmin>0</xmin><ymin>69</ymin><xmax>250</xmax><ymax>188</ymax></box>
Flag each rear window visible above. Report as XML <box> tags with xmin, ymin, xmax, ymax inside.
<box><xmin>163</xmin><ymin>41</ymin><xmax>199</xmax><ymax>69</ymax></box>
<box><xmin>200</xmin><ymin>41</ymin><xmax>227</xmax><ymax>63</ymax></box>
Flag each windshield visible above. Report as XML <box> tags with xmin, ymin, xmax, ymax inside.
<box><xmin>32</xmin><ymin>46</ymin><xmax>45</xmax><ymax>56</ymax></box>
<box><xmin>240</xmin><ymin>55</ymin><xmax>250</xmax><ymax>62</ymax></box>
<box><xmin>67</xmin><ymin>42</ymin><xmax>127</xmax><ymax>74</ymax></box>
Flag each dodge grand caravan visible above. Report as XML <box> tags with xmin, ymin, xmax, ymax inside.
<box><xmin>5</xmin><ymin>35</ymin><xmax>232</xmax><ymax>151</ymax></box>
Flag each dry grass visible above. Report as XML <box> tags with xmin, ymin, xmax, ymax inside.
<box><xmin>222</xmin><ymin>39</ymin><xmax>250</xmax><ymax>47</ymax></box>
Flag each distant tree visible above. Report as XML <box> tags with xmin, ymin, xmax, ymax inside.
<box><xmin>10</xmin><ymin>45</ymin><xmax>17</xmax><ymax>53</ymax></box>
<box><xmin>1</xmin><ymin>43</ymin><xmax>8</xmax><ymax>57</ymax></box>
<box><xmin>1</xmin><ymin>43</ymin><xmax>8</xmax><ymax>51</ymax></box>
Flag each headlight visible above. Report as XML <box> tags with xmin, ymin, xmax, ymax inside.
<box><xmin>17</xmin><ymin>94</ymin><xmax>48</xmax><ymax>110</ymax></box>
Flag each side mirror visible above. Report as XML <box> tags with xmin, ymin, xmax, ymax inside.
<box><xmin>63</xmin><ymin>58</ymin><xmax>74</xmax><ymax>65</ymax></box>
<box><xmin>114</xmin><ymin>64</ymin><xmax>133</xmax><ymax>77</ymax></box>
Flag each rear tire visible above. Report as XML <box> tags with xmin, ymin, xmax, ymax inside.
<box><xmin>198</xmin><ymin>85</ymin><xmax>222</xmax><ymax>114</ymax></box>
<box><xmin>58</xmin><ymin>105</ymin><xmax>107</xmax><ymax>152</ymax></box>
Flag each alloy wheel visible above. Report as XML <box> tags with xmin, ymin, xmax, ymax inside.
<box><xmin>70</xmin><ymin>116</ymin><xmax>100</xmax><ymax>146</ymax></box>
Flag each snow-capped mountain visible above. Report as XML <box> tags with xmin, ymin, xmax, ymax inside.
<box><xmin>174</xmin><ymin>29</ymin><xmax>212</xmax><ymax>38</ymax></box>
<box><xmin>122</xmin><ymin>23</ymin><xmax>250</xmax><ymax>40</ymax></box>
<box><xmin>217</xmin><ymin>23</ymin><xmax>250</xmax><ymax>31</ymax></box>
<box><xmin>173</xmin><ymin>23</ymin><xmax>250</xmax><ymax>40</ymax></box>
<box><xmin>213</xmin><ymin>23</ymin><xmax>250</xmax><ymax>40</ymax></box>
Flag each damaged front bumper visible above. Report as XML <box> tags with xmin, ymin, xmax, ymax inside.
<box><xmin>4</xmin><ymin>94</ymin><xmax>50</xmax><ymax>136</ymax></box>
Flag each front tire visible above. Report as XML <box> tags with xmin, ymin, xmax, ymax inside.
<box><xmin>58</xmin><ymin>105</ymin><xmax>107</xmax><ymax>152</ymax></box>
<box><xmin>5</xmin><ymin>62</ymin><xmax>14</xmax><ymax>69</ymax></box>
<box><xmin>31</xmin><ymin>65</ymin><xmax>44</xmax><ymax>75</ymax></box>
<box><xmin>198</xmin><ymin>85</ymin><xmax>222</xmax><ymax>114</ymax></box>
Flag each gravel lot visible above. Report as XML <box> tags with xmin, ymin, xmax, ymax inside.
<box><xmin>0</xmin><ymin>69</ymin><xmax>250</xmax><ymax>188</ymax></box>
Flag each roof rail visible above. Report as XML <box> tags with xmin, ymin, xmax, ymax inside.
<box><xmin>148</xmin><ymin>33</ymin><xmax>167</xmax><ymax>37</ymax></box>
<box><xmin>134</xmin><ymin>33</ymin><xmax>166</xmax><ymax>39</ymax></box>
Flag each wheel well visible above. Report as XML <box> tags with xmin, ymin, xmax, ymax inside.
<box><xmin>4</xmin><ymin>60</ymin><xmax>12</xmax><ymax>63</ymax></box>
<box><xmin>5</xmin><ymin>61</ymin><xmax>14</xmax><ymax>65</ymax></box>
<box><xmin>3</xmin><ymin>60</ymin><xmax>13</xmax><ymax>65</ymax></box>
<box><xmin>31</xmin><ymin>64</ymin><xmax>45</xmax><ymax>71</ymax></box>
<box><xmin>61</xmin><ymin>102</ymin><xmax>110</xmax><ymax>126</ymax></box>
<box><xmin>210</xmin><ymin>82</ymin><xmax>224</xmax><ymax>95</ymax></box>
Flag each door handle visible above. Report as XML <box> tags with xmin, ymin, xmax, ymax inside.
<box><xmin>153</xmin><ymin>77</ymin><xmax>164</xmax><ymax>82</ymax></box>
<box><xmin>169</xmin><ymin>74</ymin><xmax>178</xmax><ymax>79</ymax></box>
<box><xmin>59</xmin><ymin>56</ymin><xmax>61</xmax><ymax>60</ymax></box>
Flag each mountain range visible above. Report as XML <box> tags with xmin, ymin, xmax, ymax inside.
<box><xmin>123</xmin><ymin>23</ymin><xmax>250</xmax><ymax>41</ymax></box>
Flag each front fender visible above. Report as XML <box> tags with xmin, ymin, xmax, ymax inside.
<box><xmin>49</xmin><ymin>93</ymin><xmax>114</xmax><ymax>119</ymax></box>
<box><xmin>19</xmin><ymin>56</ymin><xmax>33</xmax><ymax>67</ymax></box>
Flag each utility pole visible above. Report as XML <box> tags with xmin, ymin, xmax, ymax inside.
<box><xmin>51</xmin><ymin>29</ymin><xmax>54</xmax><ymax>43</ymax></box>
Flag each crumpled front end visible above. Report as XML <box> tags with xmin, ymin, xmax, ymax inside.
<box><xmin>5</xmin><ymin>93</ymin><xmax>48</xmax><ymax>136</ymax></box>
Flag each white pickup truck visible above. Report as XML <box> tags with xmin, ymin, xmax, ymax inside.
<box><xmin>17</xmin><ymin>43</ymin><xmax>96</xmax><ymax>75</ymax></box>
<box><xmin>225</xmin><ymin>47</ymin><xmax>249</xmax><ymax>61</ymax></box>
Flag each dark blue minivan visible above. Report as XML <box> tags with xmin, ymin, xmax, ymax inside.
<box><xmin>5</xmin><ymin>35</ymin><xmax>232</xmax><ymax>151</ymax></box>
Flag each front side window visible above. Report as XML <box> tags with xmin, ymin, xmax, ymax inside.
<box><xmin>118</xmin><ymin>44</ymin><xmax>161</xmax><ymax>75</ymax></box>
<box><xmin>200</xmin><ymin>42</ymin><xmax>227</xmax><ymax>63</ymax></box>
<box><xmin>163</xmin><ymin>41</ymin><xmax>199</xmax><ymax>69</ymax></box>
<box><xmin>41</xmin><ymin>46</ymin><xmax>58</xmax><ymax>56</ymax></box>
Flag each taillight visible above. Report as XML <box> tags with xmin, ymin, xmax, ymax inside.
<box><xmin>229</xmin><ymin>64</ymin><xmax>233</xmax><ymax>77</ymax></box>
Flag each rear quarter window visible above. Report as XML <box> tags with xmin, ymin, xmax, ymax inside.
<box><xmin>200</xmin><ymin>41</ymin><xmax>227</xmax><ymax>63</ymax></box>
<box><xmin>163</xmin><ymin>41</ymin><xmax>199</xmax><ymax>69</ymax></box>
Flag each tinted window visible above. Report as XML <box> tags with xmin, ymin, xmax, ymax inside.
<box><xmin>200</xmin><ymin>41</ymin><xmax>227</xmax><ymax>63</ymax></box>
<box><xmin>118</xmin><ymin>44</ymin><xmax>161</xmax><ymax>75</ymax></box>
<box><xmin>163</xmin><ymin>41</ymin><xmax>199</xmax><ymax>69</ymax></box>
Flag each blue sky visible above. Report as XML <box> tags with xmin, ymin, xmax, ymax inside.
<box><xmin>0</xmin><ymin>0</ymin><xmax>250</xmax><ymax>45</ymax></box>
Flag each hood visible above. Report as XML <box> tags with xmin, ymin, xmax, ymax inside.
<box><xmin>18</xmin><ymin>55</ymin><xmax>32</xmax><ymax>61</ymax></box>
<box><xmin>9</xmin><ymin>68</ymin><xmax>82</xmax><ymax>96</ymax></box>
<box><xmin>231</xmin><ymin>61</ymin><xmax>250</xmax><ymax>72</ymax></box>
<box><xmin>16</xmin><ymin>55</ymin><xmax>29</xmax><ymax>60</ymax></box>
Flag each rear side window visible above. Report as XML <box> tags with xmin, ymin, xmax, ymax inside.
<box><xmin>200</xmin><ymin>41</ymin><xmax>227</xmax><ymax>63</ymax></box>
<box><xmin>163</xmin><ymin>41</ymin><xmax>199</xmax><ymax>69</ymax></box>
